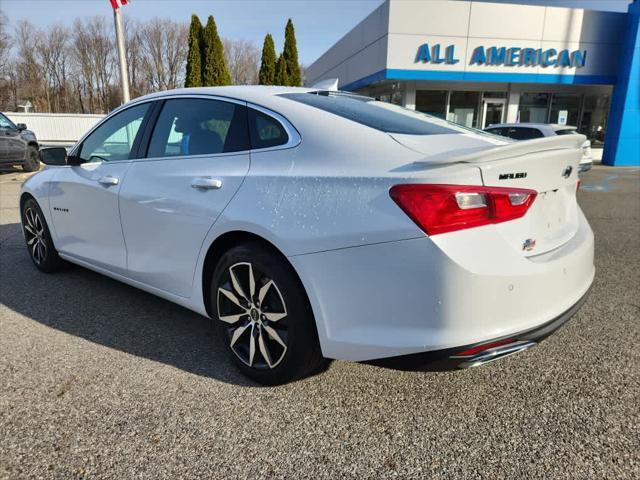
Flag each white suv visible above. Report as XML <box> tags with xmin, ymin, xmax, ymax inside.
<box><xmin>485</xmin><ymin>123</ymin><xmax>593</xmax><ymax>172</ymax></box>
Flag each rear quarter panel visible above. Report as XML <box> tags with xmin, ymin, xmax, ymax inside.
<box><xmin>211</xmin><ymin>110</ymin><xmax>483</xmax><ymax>256</ymax></box>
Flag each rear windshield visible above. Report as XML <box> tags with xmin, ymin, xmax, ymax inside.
<box><xmin>280</xmin><ymin>92</ymin><xmax>470</xmax><ymax>135</ymax></box>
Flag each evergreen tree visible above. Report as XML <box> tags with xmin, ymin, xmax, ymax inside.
<box><xmin>274</xmin><ymin>54</ymin><xmax>289</xmax><ymax>86</ymax></box>
<box><xmin>185</xmin><ymin>15</ymin><xmax>203</xmax><ymax>87</ymax></box>
<box><xmin>282</xmin><ymin>18</ymin><xmax>301</xmax><ymax>86</ymax></box>
<box><xmin>202</xmin><ymin>15</ymin><xmax>232</xmax><ymax>86</ymax></box>
<box><xmin>258</xmin><ymin>34</ymin><xmax>277</xmax><ymax>85</ymax></box>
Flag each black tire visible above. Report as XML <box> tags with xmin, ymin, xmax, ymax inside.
<box><xmin>211</xmin><ymin>241</ymin><xmax>325</xmax><ymax>385</ymax></box>
<box><xmin>22</xmin><ymin>146</ymin><xmax>40</xmax><ymax>172</ymax></box>
<box><xmin>21</xmin><ymin>197</ymin><xmax>64</xmax><ymax>273</ymax></box>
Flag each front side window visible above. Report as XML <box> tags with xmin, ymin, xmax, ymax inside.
<box><xmin>0</xmin><ymin>113</ymin><xmax>16</xmax><ymax>129</ymax></box>
<box><xmin>79</xmin><ymin>103</ymin><xmax>149</xmax><ymax>162</ymax></box>
<box><xmin>147</xmin><ymin>98</ymin><xmax>249</xmax><ymax>158</ymax></box>
<box><xmin>281</xmin><ymin>92</ymin><xmax>468</xmax><ymax>136</ymax></box>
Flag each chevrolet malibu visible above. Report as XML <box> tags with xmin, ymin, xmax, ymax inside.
<box><xmin>22</xmin><ymin>86</ymin><xmax>594</xmax><ymax>384</ymax></box>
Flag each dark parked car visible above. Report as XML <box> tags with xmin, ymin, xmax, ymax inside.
<box><xmin>0</xmin><ymin>112</ymin><xmax>40</xmax><ymax>171</ymax></box>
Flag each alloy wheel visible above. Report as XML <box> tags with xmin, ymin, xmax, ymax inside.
<box><xmin>217</xmin><ymin>262</ymin><xmax>289</xmax><ymax>369</ymax></box>
<box><xmin>23</xmin><ymin>207</ymin><xmax>47</xmax><ymax>265</ymax></box>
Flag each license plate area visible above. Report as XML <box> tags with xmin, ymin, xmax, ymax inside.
<box><xmin>536</xmin><ymin>190</ymin><xmax>567</xmax><ymax>236</ymax></box>
<box><xmin>494</xmin><ymin>185</ymin><xmax>578</xmax><ymax>256</ymax></box>
<box><xmin>523</xmin><ymin>187</ymin><xmax>577</xmax><ymax>254</ymax></box>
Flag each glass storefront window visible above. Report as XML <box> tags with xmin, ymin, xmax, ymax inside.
<box><xmin>360</xmin><ymin>82</ymin><xmax>403</xmax><ymax>106</ymax></box>
<box><xmin>416</xmin><ymin>90</ymin><xmax>447</xmax><ymax>118</ymax></box>
<box><xmin>482</xmin><ymin>91</ymin><xmax>507</xmax><ymax>99</ymax></box>
<box><xmin>549</xmin><ymin>93</ymin><xmax>580</xmax><ymax>126</ymax></box>
<box><xmin>447</xmin><ymin>91</ymin><xmax>480</xmax><ymax>128</ymax></box>
<box><xmin>378</xmin><ymin>90</ymin><xmax>403</xmax><ymax>106</ymax></box>
<box><xmin>580</xmin><ymin>93</ymin><xmax>610</xmax><ymax>146</ymax></box>
<box><xmin>518</xmin><ymin>93</ymin><xmax>549</xmax><ymax>123</ymax></box>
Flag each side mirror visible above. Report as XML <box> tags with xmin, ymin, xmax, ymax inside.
<box><xmin>39</xmin><ymin>147</ymin><xmax>69</xmax><ymax>166</ymax></box>
<box><xmin>16</xmin><ymin>123</ymin><xmax>27</xmax><ymax>131</ymax></box>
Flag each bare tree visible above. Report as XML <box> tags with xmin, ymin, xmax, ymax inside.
<box><xmin>35</xmin><ymin>24</ymin><xmax>71</xmax><ymax>112</ymax></box>
<box><xmin>71</xmin><ymin>19</ymin><xmax>96</xmax><ymax>112</ymax></box>
<box><xmin>0</xmin><ymin>11</ymin><xmax>10</xmax><ymax>74</ymax></box>
<box><xmin>0</xmin><ymin>12</ymin><xmax>13</xmax><ymax>109</ymax></box>
<box><xmin>139</xmin><ymin>18</ymin><xmax>187</xmax><ymax>91</ymax></box>
<box><xmin>1</xmin><ymin>14</ymin><xmax>265</xmax><ymax>113</ymax></box>
<box><xmin>71</xmin><ymin>17</ymin><xmax>115</xmax><ymax>113</ymax></box>
<box><xmin>223</xmin><ymin>38</ymin><xmax>260</xmax><ymax>85</ymax></box>
<box><xmin>299</xmin><ymin>63</ymin><xmax>308</xmax><ymax>86</ymax></box>
<box><xmin>123</xmin><ymin>17</ymin><xmax>147</xmax><ymax>99</ymax></box>
<box><xmin>14</xmin><ymin>21</ymin><xmax>48</xmax><ymax>111</ymax></box>
<box><xmin>1</xmin><ymin>59</ymin><xmax>19</xmax><ymax>111</ymax></box>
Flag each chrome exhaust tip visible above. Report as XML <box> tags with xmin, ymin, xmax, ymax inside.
<box><xmin>455</xmin><ymin>340</ymin><xmax>537</xmax><ymax>369</ymax></box>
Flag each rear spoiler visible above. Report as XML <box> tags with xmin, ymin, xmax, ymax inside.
<box><xmin>309</xmin><ymin>78</ymin><xmax>339</xmax><ymax>91</ymax></box>
<box><xmin>414</xmin><ymin>134</ymin><xmax>587</xmax><ymax>166</ymax></box>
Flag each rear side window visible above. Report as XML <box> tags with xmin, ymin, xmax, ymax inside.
<box><xmin>486</xmin><ymin>127</ymin><xmax>507</xmax><ymax>137</ymax></box>
<box><xmin>248</xmin><ymin>108</ymin><xmax>289</xmax><ymax>149</ymax></box>
<box><xmin>506</xmin><ymin>127</ymin><xmax>545</xmax><ymax>140</ymax></box>
<box><xmin>281</xmin><ymin>92</ymin><xmax>463</xmax><ymax>135</ymax></box>
<box><xmin>147</xmin><ymin>98</ymin><xmax>249</xmax><ymax>158</ymax></box>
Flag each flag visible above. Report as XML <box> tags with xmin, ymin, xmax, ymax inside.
<box><xmin>109</xmin><ymin>0</ymin><xmax>129</xmax><ymax>9</ymax></box>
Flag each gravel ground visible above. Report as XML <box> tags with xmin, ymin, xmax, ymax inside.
<box><xmin>0</xmin><ymin>165</ymin><xmax>638</xmax><ymax>479</ymax></box>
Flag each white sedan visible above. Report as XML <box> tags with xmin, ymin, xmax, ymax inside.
<box><xmin>23</xmin><ymin>87</ymin><xmax>594</xmax><ymax>384</ymax></box>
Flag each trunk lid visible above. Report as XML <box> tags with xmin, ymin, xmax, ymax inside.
<box><xmin>391</xmin><ymin>133</ymin><xmax>585</xmax><ymax>256</ymax></box>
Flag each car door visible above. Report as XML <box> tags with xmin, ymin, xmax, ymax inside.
<box><xmin>0</xmin><ymin>114</ymin><xmax>9</xmax><ymax>162</ymax></box>
<box><xmin>0</xmin><ymin>113</ymin><xmax>21</xmax><ymax>162</ymax></box>
<box><xmin>118</xmin><ymin>96</ymin><xmax>251</xmax><ymax>297</ymax></box>
<box><xmin>49</xmin><ymin>102</ymin><xmax>152</xmax><ymax>274</ymax></box>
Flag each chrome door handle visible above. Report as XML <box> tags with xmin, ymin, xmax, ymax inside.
<box><xmin>191</xmin><ymin>177</ymin><xmax>222</xmax><ymax>190</ymax></box>
<box><xmin>98</xmin><ymin>175</ymin><xmax>119</xmax><ymax>186</ymax></box>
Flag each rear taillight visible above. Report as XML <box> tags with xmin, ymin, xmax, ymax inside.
<box><xmin>389</xmin><ymin>184</ymin><xmax>537</xmax><ymax>235</ymax></box>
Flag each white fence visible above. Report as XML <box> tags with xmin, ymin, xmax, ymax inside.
<box><xmin>2</xmin><ymin>112</ymin><xmax>105</xmax><ymax>147</ymax></box>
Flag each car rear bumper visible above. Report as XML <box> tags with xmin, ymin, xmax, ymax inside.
<box><xmin>367</xmin><ymin>285</ymin><xmax>590</xmax><ymax>371</ymax></box>
<box><xmin>290</xmin><ymin>208</ymin><xmax>594</xmax><ymax>363</ymax></box>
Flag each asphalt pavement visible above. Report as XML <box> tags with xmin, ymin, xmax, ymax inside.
<box><xmin>1</xmin><ymin>164</ymin><xmax>638</xmax><ymax>479</ymax></box>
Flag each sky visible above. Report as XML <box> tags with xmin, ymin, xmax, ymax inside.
<box><xmin>0</xmin><ymin>0</ymin><xmax>385</xmax><ymax>66</ymax></box>
<box><xmin>0</xmin><ymin>0</ymin><xmax>634</xmax><ymax>66</ymax></box>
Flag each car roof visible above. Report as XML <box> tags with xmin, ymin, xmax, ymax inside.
<box><xmin>485</xmin><ymin>122</ymin><xmax>577</xmax><ymax>130</ymax></box>
<box><xmin>126</xmin><ymin>85</ymin><xmax>318</xmax><ymax>111</ymax></box>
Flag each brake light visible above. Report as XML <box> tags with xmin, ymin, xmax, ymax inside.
<box><xmin>576</xmin><ymin>180</ymin><xmax>581</xmax><ymax>192</ymax></box>
<box><xmin>389</xmin><ymin>184</ymin><xmax>537</xmax><ymax>235</ymax></box>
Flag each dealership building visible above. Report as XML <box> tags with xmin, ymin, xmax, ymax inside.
<box><xmin>306</xmin><ymin>0</ymin><xmax>639</xmax><ymax>166</ymax></box>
